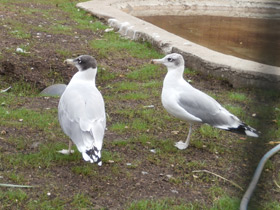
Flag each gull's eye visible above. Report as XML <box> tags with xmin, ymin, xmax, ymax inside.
<box><xmin>78</xmin><ymin>58</ymin><xmax>82</xmax><ymax>64</ymax></box>
<box><xmin>167</xmin><ymin>57</ymin><xmax>173</xmax><ymax>62</ymax></box>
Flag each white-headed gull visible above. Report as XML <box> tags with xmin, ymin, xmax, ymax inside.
<box><xmin>58</xmin><ymin>55</ymin><xmax>106</xmax><ymax>166</ymax></box>
<box><xmin>151</xmin><ymin>53</ymin><xmax>258</xmax><ymax>150</ymax></box>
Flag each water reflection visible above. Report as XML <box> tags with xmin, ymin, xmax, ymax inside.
<box><xmin>139</xmin><ymin>15</ymin><xmax>280</xmax><ymax>67</ymax></box>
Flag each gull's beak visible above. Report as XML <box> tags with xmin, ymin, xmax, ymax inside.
<box><xmin>150</xmin><ymin>58</ymin><xmax>163</xmax><ymax>65</ymax></box>
<box><xmin>64</xmin><ymin>59</ymin><xmax>75</xmax><ymax>66</ymax></box>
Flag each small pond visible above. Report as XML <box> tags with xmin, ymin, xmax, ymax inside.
<box><xmin>139</xmin><ymin>15</ymin><xmax>280</xmax><ymax>67</ymax></box>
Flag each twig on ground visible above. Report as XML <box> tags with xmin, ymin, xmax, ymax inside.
<box><xmin>273</xmin><ymin>179</ymin><xmax>280</xmax><ymax>189</ymax></box>
<box><xmin>0</xmin><ymin>183</ymin><xmax>35</xmax><ymax>188</ymax></box>
<box><xmin>192</xmin><ymin>169</ymin><xmax>243</xmax><ymax>191</ymax></box>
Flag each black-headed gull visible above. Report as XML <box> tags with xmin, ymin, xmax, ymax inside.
<box><xmin>58</xmin><ymin>55</ymin><xmax>106</xmax><ymax>166</ymax></box>
<box><xmin>151</xmin><ymin>53</ymin><xmax>258</xmax><ymax>150</ymax></box>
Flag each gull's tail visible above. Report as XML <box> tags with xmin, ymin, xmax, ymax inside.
<box><xmin>227</xmin><ymin>123</ymin><xmax>259</xmax><ymax>138</ymax></box>
<box><xmin>82</xmin><ymin>146</ymin><xmax>102</xmax><ymax>166</ymax></box>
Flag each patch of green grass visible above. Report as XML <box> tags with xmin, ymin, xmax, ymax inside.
<box><xmin>264</xmin><ymin>159</ymin><xmax>274</xmax><ymax>171</ymax></box>
<box><xmin>154</xmin><ymin>138</ymin><xmax>178</xmax><ymax>154</ymax></box>
<box><xmin>185</xmin><ymin>160</ymin><xmax>206</xmax><ymax>170</ymax></box>
<box><xmin>90</xmin><ymin>32</ymin><xmax>162</xmax><ymax>59</ymax></box>
<box><xmin>142</xmin><ymin>80</ymin><xmax>162</xmax><ymax>89</ymax></box>
<box><xmin>110</xmin><ymin>118</ymin><xmax>149</xmax><ymax>133</ymax></box>
<box><xmin>210</xmin><ymin>195</ymin><xmax>240</xmax><ymax>210</ymax></box>
<box><xmin>120</xmin><ymin>92</ymin><xmax>150</xmax><ymax>100</ymax></box>
<box><xmin>224</xmin><ymin>104</ymin><xmax>246</xmax><ymax>119</ymax></box>
<box><xmin>6</xmin><ymin>136</ymin><xmax>29</xmax><ymax>150</ymax></box>
<box><xmin>207</xmin><ymin>186</ymin><xmax>225</xmax><ymax>200</ymax></box>
<box><xmin>275</xmin><ymin>107</ymin><xmax>280</xmax><ymax>127</ymax></box>
<box><xmin>71</xmin><ymin>165</ymin><xmax>97</xmax><ymax>177</ymax></box>
<box><xmin>125</xmin><ymin>198</ymin><xmax>196</xmax><ymax>210</ymax></box>
<box><xmin>110</xmin><ymin>122</ymin><xmax>128</xmax><ymax>133</ymax></box>
<box><xmin>262</xmin><ymin>201</ymin><xmax>280</xmax><ymax>210</ymax></box>
<box><xmin>55</xmin><ymin>49</ymin><xmax>73</xmax><ymax>58</ymax></box>
<box><xmin>228</xmin><ymin>92</ymin><xmax>247</xmax><ymax>102</ymax></box>
<box><xmin>113</xmin><ymin>81</ymin><xmax>140</xmax><ymax>91</ymax></box>
<box><xmin>4</xmin><ymin>79</ymin><xmax>39</xmax><ymax>96</ymax></box>
<box><xmin>9</xmin><ymin>26</ymin><xmax>31</xmax><ymax>39</ymax></box>
<box><xmin>60</xmin><ymin>2</ymin><xmax>107</xmax><ymax>31</ymax></box>
<box><xmin>3</xmin><ymin>143</ymin><xmax>80</xmax><ymax>169</ymax></box>
<box><xmin>207</xmin><ymin>142</ymin><xmax>227</xmax><ymax>154</ymax></box>
<box><xmin>192</xmin><ymin>138</ymin><xmax>205</xmax><ymax>149</ymax></box>
<box><xmin>6</xmin><ymin>172</ymin><xmax>26</xmax><ymax>184</ymax></box>
<box><xmin>0</xmin><ymin>106</ymin><xmax>59</xmax><ymax>133</ymax></box>
<box><xmin>126</xmin><ymin>64</ymin><xmax>162</xmax><ymax>81</ymax></box>
<box><xmin>200</xmin><ymin>124</ymin><xmax>221</xmax><ymax>139</ymax></box>
<box><xmin>184</xmin><ymin>68</ymin><xmax>198</xmax><ymax>76</ymax></box>
<box><xmin>111</xmin><ymin>139</ymin><xmax>129</xmax><ymax>147</ymax></box>
<box><xmin>0</xmin><ymin>189</ymin><xmax>28</xmax><ymax>209</ymax></box>
<box><xmin>50</xmin><ymin>24</ymin><xmax>72</xmax><ymax>34</ymax></box>
<box><xmin>102</xmin><ymin>150</ymin><xmax>123</xmax><ymax>163</ymax></box>
<box><xmin>98</xmin><ymin>67</ymin><xmax>117</xmax><ymax>81</ymax></box>
<box><xmin>27</xmin><ymin>196</ymin><xmax>65</xmax><ymax>210</ymax></box>
<box><xmin>71</xmin><ymin>193</ymin><xmax>92</xmax><ymax>208</ymax></box>
<box><xmin>137</xmin><ymin>134</ymin><xmax>153</xmax><ymax>145</ymax></box>
<box><xmin>131</xmin><ymin>118</ymin><xmax>149</xmax><ymax>131</ymax></box>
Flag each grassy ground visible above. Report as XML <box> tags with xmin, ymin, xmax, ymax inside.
<box><xmin>0</xmin><ymin>0</ymin><xmax>280</xmax><ymax>209</ymax></box>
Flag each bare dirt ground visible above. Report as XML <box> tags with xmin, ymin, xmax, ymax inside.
<box><xmin>0</xmin><ymin>1</ymin><xmax>279</xmax><ymax>210</ymax></box>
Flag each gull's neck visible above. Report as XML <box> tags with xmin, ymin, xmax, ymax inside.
<box><xmin>164</xmin><ymin>66</ymin><xmax>184</xmax><ymax>86</ymax></box>
<box><xmin>72</xmin><ymin>67</ymin><xmax>97</xmax><ymax>86</ymax></box>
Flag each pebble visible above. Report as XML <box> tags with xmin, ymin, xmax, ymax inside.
<box><xmin>150</xmin><ymin>149</ymin><xmax>156</xmax><ymax>153</ymax></box>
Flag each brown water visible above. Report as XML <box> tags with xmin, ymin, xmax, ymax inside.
<box><xmin>139</xmin><ymin>15</ymin><xmax>280</xmax><ymax>67</ymax></box>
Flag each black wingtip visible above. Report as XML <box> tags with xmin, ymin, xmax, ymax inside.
<box><xmin>86</xmin><ymin>146</ymin><xmax>102</xmax><ymax>165</ymax></box>
<box><xmin>228</xmin><ymin>123</ymin><xmax>259</xmax><ymax>137</ymax></box>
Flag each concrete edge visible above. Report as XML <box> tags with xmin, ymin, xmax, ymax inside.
<box><xmin>77</xmin><ymin>0</ymin><xmax>280</xmax><ymax>90</ymax></box>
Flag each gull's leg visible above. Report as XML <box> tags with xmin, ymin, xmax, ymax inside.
<box><xmin>175</xmin><ymin>123</ymin><xmax>192</xmax><ymax>150</ymax></box>
<box><xmin>68</xmin><ymin>140</ymin><xmax>73</xmax><ymax>154</ymax></box>
<box><xmin>57</xmin><ymin>140</ymin><xmax>75</xmax><ymax>154</ymax></box>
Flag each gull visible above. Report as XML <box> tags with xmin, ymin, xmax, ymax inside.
<box><xmin>58</xmin><ymin>55</ymin><xmax>106</xmax><ymax>166</ymax></box>
<box><xmin>151</xmin><ymin>53</ymin><xmax>259</xmax><ymax>150</ymax></box>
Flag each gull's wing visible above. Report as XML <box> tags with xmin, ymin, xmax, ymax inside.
<box><xmin>177</xmin><ymin>87</ymin><xmax>241</xmax><ymax>129</ymax></box>
<box><xmin>58</xmin><ymin>83</ymin><xmax>106</xmax><ymax>153</ymax></box>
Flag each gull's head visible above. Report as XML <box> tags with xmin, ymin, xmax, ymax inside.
<box><xmin>150</xmin><ymin>53</ymin><xmax>185</xmax><ymax>70</ymax></box>
<box><xmin>64</xmin><ymin>55</ymin><xmax>97</xmax><ymax>72</ymax></box>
